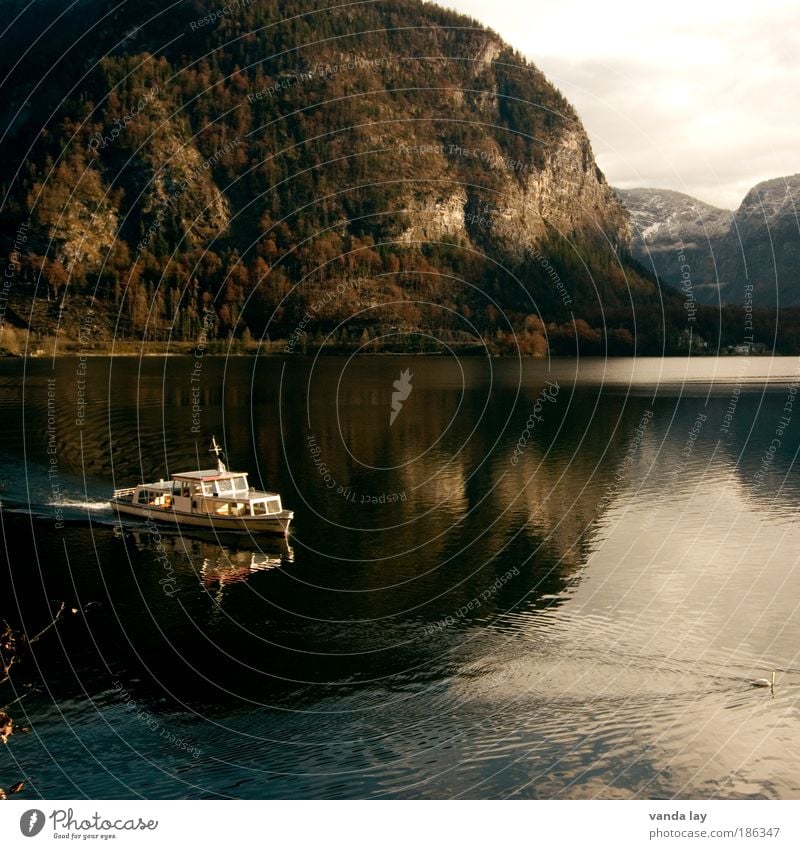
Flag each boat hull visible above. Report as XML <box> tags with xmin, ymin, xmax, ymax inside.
<box><xmin>112</xmin><ymin>499</ymin><xmax>292</xmax><ymax>536</ymax></box>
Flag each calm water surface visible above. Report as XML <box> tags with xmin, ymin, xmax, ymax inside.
<box><xmin>1</xmin><ymin>355</ymin><xmax>799</xmax><ymax>799</ymax></box>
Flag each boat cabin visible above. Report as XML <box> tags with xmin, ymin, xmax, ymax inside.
<box><xmin>134</xmin><ymin>470</ymin><xmax>285</xmax><ymax>517</ymax></box>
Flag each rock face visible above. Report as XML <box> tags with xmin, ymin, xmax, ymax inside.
<box><xmin>397</xmin><ymin>123</ymin><xmax>629</xmax><ymax>255</ymax></box>
<box><xmin>618</xmin><ymin>178</ymin><xmax>800</xmax><ymax>306</ymax></box>
<box><xmin>498</xmin><ymin>129</ymin><xmax>631</xmax><ymax>255</ymax></box>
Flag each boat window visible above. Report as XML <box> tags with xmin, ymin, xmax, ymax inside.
<box><xmin>137</xmin><ymin>490</ymin><xmax>149</xmax><ymax>504</ymax></box>
<box><xmin>252</xmin><ymin>501</ymin><xmax>266</xmax><ymax>515</ymax></box>
<box><xmin>202</xmin><ymin>482</ymin><xmax>213</xmax><ymax>495</ymax></box>
<box><xmin>233</xmin><ymin>476</ymin><xmax>247</xmax><ymax>491</ymax></box>
<box><xmin>217</xmin><ymin>478</ymin><xmax>233</xmax><ymax>494</ymax></box>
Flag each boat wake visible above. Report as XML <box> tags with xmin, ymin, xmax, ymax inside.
<box><xmin>51</xmin><ymin>498</ymin><xmax>111</xmax><ymax>511</ymax></box>
<box><xmin>0</xmin><ymin>495</ymin><xmax>115</xmax><ymax>525</ymax></box>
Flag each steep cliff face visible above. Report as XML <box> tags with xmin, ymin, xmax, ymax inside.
<box><xmin>494</xmin><ymin>129</ymin><xmax>630</xmax><ymax>254</ymax></box>
<box><xmin>396</xmin><ymin>124</ymin><xmax>629</xmax><ymax>254</ymax></box>
<box><xmin>531</xmin><ymin>130</ymin><xmax>630</xmax><ymax>247</ymax></box>
<box><xmin>618</xmin><ymin>179</ymin><xmax>800</xmax><ymax>307</ymax></box>
<box><xmin>1</xmin><ymin>0</ymin><xmax>651</xmax><ymax>347</ymax></box>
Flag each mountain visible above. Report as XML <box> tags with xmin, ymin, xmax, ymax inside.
<box><xmin>0</xmin><ymin>0</ymin><xmax>689</xmax><ymax>354</ymax></box>
<box><xmin>618</xmin><ymin>176</ymin><xmax>800</xmax><ymax>307</ymax></box>
<box><xmin>615</xmin><ymin>188</ymin><xmax>731</xmax><ymax>301</ymax></box>
<box><xmin>715</xmin><ymin>175</ymin><xmax>800</xmax><ymax>307</ymax></box>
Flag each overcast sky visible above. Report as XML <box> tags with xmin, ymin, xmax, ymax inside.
<box><xmin>440</xmin><ymin>0</ymin><xmax>799</xmax><ymax>210</ymax></box>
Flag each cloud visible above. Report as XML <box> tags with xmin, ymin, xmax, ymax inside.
<box><xmin>439</xmin><ymin>0</ymin><xmax>800</xmax><ymax>209</ymax></box>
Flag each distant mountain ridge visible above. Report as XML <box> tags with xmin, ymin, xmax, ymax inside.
<box><xmin>617</xmin><ymin>175</ymin><xmax>800</xmax><ymax>306</ymax></box>
<box><xmin>716</xmin><ymin>176</ymin><xmax>800</xmax><ymax>306</ymax></box>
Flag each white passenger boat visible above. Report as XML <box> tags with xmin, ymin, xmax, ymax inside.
<box><xmin>111</xmin><ymin>438</ymin><xmax>293</xmax><ymax>536</ymax></box>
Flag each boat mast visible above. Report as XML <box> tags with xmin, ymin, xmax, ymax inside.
<box><xmin>210</xmin><ymin>436</ymin><xmax>227</xmax><ymax>473</ymax></box>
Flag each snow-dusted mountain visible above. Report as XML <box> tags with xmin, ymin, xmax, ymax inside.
<box><xmin>617</xmin><ymin>177</ymin><xmax>800</xmax><ymax>306</ymax></box>
<box><xmin>615</xmin><ymin>187</ymin><xmax>732</xmax><ymax>302</ymax></box>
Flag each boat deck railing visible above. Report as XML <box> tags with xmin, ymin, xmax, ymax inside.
<box><xmin>113</xmin><ymin>487</ymin><xmax>136</xmax><ymax>499</ymax></box>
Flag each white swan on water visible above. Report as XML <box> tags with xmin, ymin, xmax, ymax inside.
<box><xmin>750</xmin><ymin>671</ymin><xmax>776</xmax><ymax>688</ymax></box>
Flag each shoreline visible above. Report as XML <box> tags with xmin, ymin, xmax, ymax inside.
<box><xmin>0</xmin><ymin>350</ymin><xmax>786</xmax><ymax>360</ymax></box>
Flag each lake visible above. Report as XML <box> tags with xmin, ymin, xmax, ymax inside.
<box><xmin>1</xmin><ymin>354</ymin><xmax>800</xmax><ymax>799</ymax></box>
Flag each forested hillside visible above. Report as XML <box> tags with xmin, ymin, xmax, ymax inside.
<box><xmin>0</xmin><ymin>0</ymin><xmax>787</xmax><ymax>354</ymax></box>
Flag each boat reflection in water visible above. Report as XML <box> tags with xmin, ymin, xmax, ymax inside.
<box><xmin>121</xmin><ymin>527</ymin><xmax>294</xmax><ymax>595</ymax></box>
